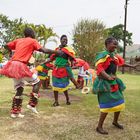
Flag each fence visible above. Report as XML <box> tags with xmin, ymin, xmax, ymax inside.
<box><xmin>118</xmin><ymin>57</ymin><xmax>140</xmax><ymax>74</ymax></box>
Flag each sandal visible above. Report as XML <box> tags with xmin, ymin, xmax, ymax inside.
<box><xmin>53</xmin><ymin>102</ymin><xmax>59</xmax><ymax>107</ymax></box>
<box><xmin>112</xmin><ymin>122</ymin><xmax>124</xmax><ymax>129</ymax></box>
<box><xmin>96</xmin><ymin>127</ymin><xmax>108</xmax><ymax>135</ymax></box>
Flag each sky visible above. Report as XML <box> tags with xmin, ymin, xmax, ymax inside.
<box><xmin>0</xmin><ymin>0</ymin><xmax>140</xmax><ymax>48</ymax></box>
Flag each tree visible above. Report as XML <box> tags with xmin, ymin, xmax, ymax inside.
<box><xmin>0</xmin><ymin>51</ymin><xmax>3</xmax><ymax>62</ymax></box>
<box><xmin>29</xmin><ymin>24</ymin><xmax>57</xmax><ymax>61</ymax></box>
<box><xmin>106</xmin><ymin>24</ymin><xmax>133</xmax><ymax>52</ymax></box>
<box><xmin>0</xmin><ymin>14</ymin><xmax>57</xmax><ymax>60</ymax></box>
<box><xmin>0</xmin><ymin>14</ymin><xmax>25</xmax><ymax>58</ymax></box>
<box><xmin>72</xmin><ymin>19</ymin><xmax>107</xmax><ymax>65</ymax></box>
<box><xmin>34</xmin><ymin>24</ymin><xmax>57</xmax><ymax>47</ymax></box>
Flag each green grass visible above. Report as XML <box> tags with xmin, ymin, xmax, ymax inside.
<box><xmin>0</xmin><ymin>74</ymin><xmax>140</xmax><ymax>140</ymax></box>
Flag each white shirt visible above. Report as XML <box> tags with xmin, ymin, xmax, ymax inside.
<box><xmin>78</xmin><ymin>66</ymin><xmax>89</xmax><ymax>77</ymax></box>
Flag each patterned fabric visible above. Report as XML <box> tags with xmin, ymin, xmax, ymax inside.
<box><xmin>50</xmin><ymin>46</ymin><xmax>75</xmax><ymax>62</ymax></box>
<box><xmin>95</xmin><ymin>51</ymin><xmax>124</xmax><ymax>75</ymax></box>
<box><xmin>0</xmin><ymin>60</ymin><xmax>33</xmax><ymax>79</ymax></box>
<box><xmin>36</xmin><ymin>63</ymin><xmax>53</xmax><ymax>80</ymax></box>
<box><xmin>11</xmin><ymin>96</ymin><xmax>23</xmax><ymax>114</ymax></box>
<box><xmin>28</xmin><ymin>92</ymin><xmax>40</xmax><ymax>107</ymax></box>
<box><xmin>51</xmin><ymin>46</ymin><xmax>75</xmax><ymax>92</ymax></box>
<box><xmin>93</xmin><ymin>50</ymin><xmax>126</xmax><ymax>113</ymax></box>
<box><xmin>61</xmin><ymin>47</ymin><xmax>75</xmax><ymax>59</ymax></box>
<box><xmin>52</xmin><ymin>66</ymin><xmax>70</xmax><ymax>92</ymax></box>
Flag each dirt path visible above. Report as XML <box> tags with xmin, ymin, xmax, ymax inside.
<box><xmin>40</xmin><ymin>90</ymin><xmax>82</xmax><ymax>101</ymax></box>
<box><xmin>23</xmin><ymin>89</ymin><xmax>82</xmax><ymax>101</ymax></box>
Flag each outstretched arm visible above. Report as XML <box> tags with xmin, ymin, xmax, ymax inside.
<box><xmin>42</xmin><ymin>58</ymin><xmax>53</xmax><ymax>65</ymax></box>
<box><xmin>38</xmin><ymin>48</ymin><xmax>58</xmax><ymax>55</ymax></box>
<box><xmin>38</xmin><ymin>47</ymin><xmax>66</xmax><ymax>58</ymax></box>
<box><xmin>123</xmin><ymin>63</ymin><xmax>136</xmax><ymax>69</ymax></box>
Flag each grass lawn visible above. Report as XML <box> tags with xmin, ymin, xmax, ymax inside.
<box><xmin>0</xmin><ymin>73</ymin><xmax>140</xmax><ymax>140</ymax></box>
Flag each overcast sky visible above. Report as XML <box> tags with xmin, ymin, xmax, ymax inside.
<box><xmin>0</xmin><ymin>0</ymin><xmax>140</xmax><ymax>48</ymax></box>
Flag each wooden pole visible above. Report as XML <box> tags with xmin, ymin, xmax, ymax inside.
<box><xmin>122</xmin><ymin>0</ymin><xmax>129</xmax><ymax>74</ymax></box>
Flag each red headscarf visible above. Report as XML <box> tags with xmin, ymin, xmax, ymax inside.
<box><xmin>74</xmin><ymin>58</ymin><xmax>90</xmax><ymax>71</ymax></box>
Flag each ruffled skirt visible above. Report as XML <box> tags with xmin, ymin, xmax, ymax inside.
<box><xmin>93</xmin><ymin>77</ymin><xmax>126</xmax><ymax>112</ymax></box>
<box><xmin>52</xmin><ymin>66</ymin><xmax>70</xmax><ymax>92</ymax></box>
<box><xmin>0</xmin><ymin>60</ymin><xmax>33</xmax><ymax>79</ymax></box>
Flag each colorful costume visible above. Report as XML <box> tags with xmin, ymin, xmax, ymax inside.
<box><xmin>36</xmin><ymin>63</ymin><xmax>54</xmax><ymax>88</ymax></box>
<box><xmin>0</xmin><ymin>37</ymin><xmax>41</xmax><ymax>114</ymax></box>
<box><xmin>93</xmin><ymin>51</ymin><xmax>126</xmax><ymax>113</ymax></box>
<box><xmin>50</xmin><ymin>46</ymin><xmax>75</xmax><ymax>92</ymax></box>
<box><xmin>74</xmin><ymin>58</ymin><xmax>90</xmax><ymax>88</ymax></box>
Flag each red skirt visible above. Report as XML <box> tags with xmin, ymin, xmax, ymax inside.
<box><xmin>0</xmin><ymin>60</ymin><xmax>33</xmax><ymax>79</ymax></box>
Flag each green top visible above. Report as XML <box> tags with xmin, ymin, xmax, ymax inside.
<box><xmin>55</xmin><ymin>56</ymin><xmax>69</xmax><ymax>67</ymax></box>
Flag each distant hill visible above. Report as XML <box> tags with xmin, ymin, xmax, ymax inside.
<box><xmin>120</xmin><ymin>44</ymin><xmax>140</xmax><ymax>58</ymax></box>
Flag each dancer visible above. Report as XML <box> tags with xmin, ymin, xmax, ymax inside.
<box><xmin>0</xmin><ymin>27</ymin><xmax>62</xmax><ymax>118</ymax></box>
<box><xmin>93</xmin><ymin>37</ymin><xmax>136</xmax><ymax>134</ymax></box>
<box><xmin>73</xmin><ymin>58</ymin><xmax>90</xmax><ymax>89</ymax></box>
<box><xmin>45</xmin><ymin>35</ymin><xmax>79</xmax><ymax>106</ymax></box>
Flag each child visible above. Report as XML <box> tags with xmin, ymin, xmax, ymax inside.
<box><xmin>0</xmin><ymin>27</ymin><xmax>62</xmax><ymax>118</ymax></box>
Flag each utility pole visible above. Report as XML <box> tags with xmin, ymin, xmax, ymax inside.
<box><xmin>122</xmin><ymin>0</ymin><xmax>129</xmax><ymax>74</ymax></box>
